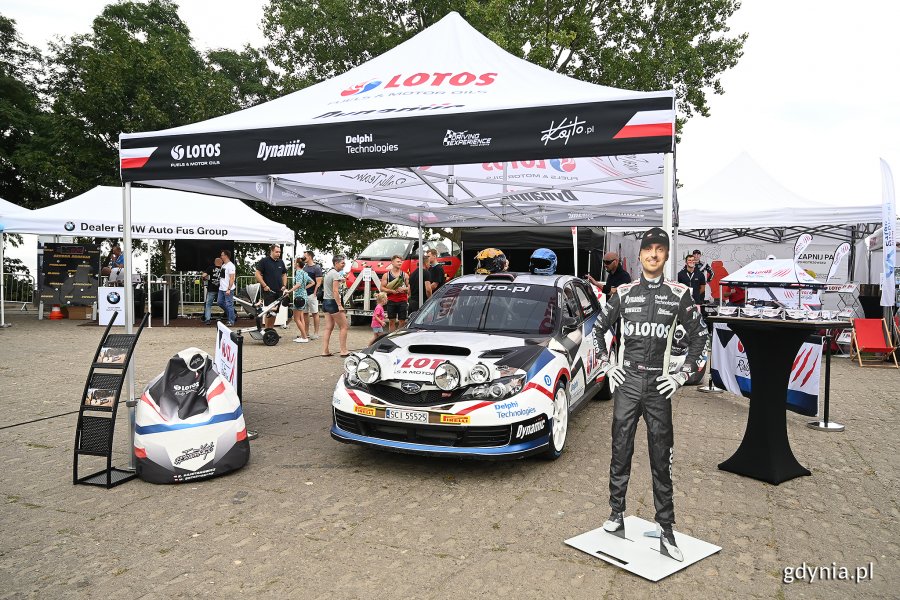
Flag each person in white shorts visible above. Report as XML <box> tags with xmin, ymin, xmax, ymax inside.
<box><xmin>302</xmin><ymin>251</ymin><xmax>324</xmax><ymax>339</ymax></box>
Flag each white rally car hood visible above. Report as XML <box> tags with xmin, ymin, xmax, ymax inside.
<box><xmin>367</xmin><ymin>328</ymin><xmax>550</xmax><ymax>383</ymax></box>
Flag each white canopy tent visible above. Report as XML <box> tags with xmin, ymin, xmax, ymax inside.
<box><xmin>678</xmin><ymin>153</ymin><xmax>882</xmax><ymax>243</ymax></box>
<box><xmin>0</xmin><ymin>185</ymin><xmax>293</xmax><ymax>242</ymax></box>
<box><xmin>0</xmin><ymin>197</ymin><xmax>31</xmax><ymax>327</ymax></box>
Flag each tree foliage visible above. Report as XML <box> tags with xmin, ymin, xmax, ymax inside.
<box><xmin>263</xmin><ymin>0</ymin><xmax>747</xmax><ymax>121</ymax></box>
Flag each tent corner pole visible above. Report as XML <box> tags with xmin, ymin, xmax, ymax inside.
<box><xmin>0</xmin><ymin>232</ymin><xmax>7</xmax><ymax>328</ymax></box>
<box><xmin>122</xmin><ymin>182</ymin><xmax>137</xmax><ymax>470</ymax></box>
<box><xmin>663</xmin><ymin>153</ymin><xmax>675</xmax><ymax>280</ymax></box>
<box><xmin>417</xmin><ymin>222</ymin><xmax>424</xmax><ymax>309</ymax></box>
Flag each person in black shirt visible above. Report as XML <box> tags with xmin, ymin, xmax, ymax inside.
<box><xmin>677</xmin><ymin>254</ymin><xmax>705</xmax><ymax>304</ymax></box>
<box><xmin>408</xmin><ymin>265</ymin><xmax>431</xmax><ymax>314</ymax></box>
<box><xmin>255</xmin><ymin>244</ymin><xmax>288</xmax><ymax>329</ymax></box>
<box><xmin>587</xmin><ymin>252</ymin><xmax>632</xmax><ymax>296</ymax></box>
<box><xmin>426</xmin><ymin>248</ymin><xmax>446</xmax><ymax>294</ymax></box>
<box><xmin>201</xmin><ymin>257</ymin><xmax>222</xmax><ymax>324</ymax></box>
<box><xmin>691</xmin><ymin>249</ymin><xmax>714</xmax><ymax>284</ymax></box>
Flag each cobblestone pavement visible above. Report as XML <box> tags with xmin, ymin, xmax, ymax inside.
<box><xmin>0</xmin><ymin>313</ymin><xmax>897</xmax><ymax>599</ymax></box>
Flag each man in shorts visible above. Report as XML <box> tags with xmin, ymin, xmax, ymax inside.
<box><xmin>380</xmin><ymin>255</ymin><xmax>410</xmax><ymax>332</ymax></box>
<box><xmin>255</xmin><ymin>244</ymin><xmax>287</xmax><ymax>329</ymax></box>
<box><xmin>302</xmin><ymin>250</ymin><xmax>324</xmax><ymax>339</ymax></box>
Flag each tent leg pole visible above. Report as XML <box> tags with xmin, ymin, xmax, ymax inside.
<box><xmin>663</xmin><ymin>153</ymin><xmax>675</xmax><ymax>280</ymax></box>
<box><xmin>1</xmin><ymin>233</ymin><xmax>7</xmax><ymax>328</ymax></box>
<box><xmin>418</xmin><ymin>223</ymin><xmax>424</xmax><ymax>309</ymax></box>
<box><xmin>122</xmin><ymin>183</ymin><xmax>137</xmax><ymax>470</ymax></box>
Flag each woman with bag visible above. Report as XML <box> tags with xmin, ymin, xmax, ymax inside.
<box><xmin>290</xmin><ymin>257</ymin><xmax>314</xmax><ymax>343</ymax></box>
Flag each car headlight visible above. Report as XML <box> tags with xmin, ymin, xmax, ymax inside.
<box><xmin>356</xmin><ymin>357</ymin><xmax>381</xmax><ymax>384</ymax></box>
<box><xmin>469</xmin><ymin>363</ymin><xmax>490</xmax><ymax>384</ymax></box>
<box><xmin>344</xmin><ymin>354</ymin><xmax>360</xmax><ymax>375</ymax></box>
<box><xmin>462</xmin><ymin>374</ymin><xmax>526</xmax><ymax>400</ymax></box>
<box><xmin>434</xmin><ymin>362</ymin><xmax>461</xmax><ymax>390</ymax></box>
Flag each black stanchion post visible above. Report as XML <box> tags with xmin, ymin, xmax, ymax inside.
<box><xmin>699</xmin><ymin>305</ymin><xmax>724</xmax><ymax>394</ymax></box>
<box><xmin>808</xmin><ymin>329</ymin><xmax>845</xmax><ymax>432</ymax></box>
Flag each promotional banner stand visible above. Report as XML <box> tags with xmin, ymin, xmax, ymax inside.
<box><xmin>698</xmin><ymin>311</ymin><xmax>724</xmax><ymax>394</ymax></box>
<box><xmin>566</xmin><ymin>516</ymin><xmax>721</xmax><ymax>582</ymax></box>
<box><xmin>807</xmin><ymin>329</ymin><xmax>845</xmax><ymax>432</ymax></box>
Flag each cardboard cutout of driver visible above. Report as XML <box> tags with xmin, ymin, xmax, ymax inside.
<box><xmin>591</xmin><ymin>227</ymin><xmax>708</xmax><ymax>561</ymax></box>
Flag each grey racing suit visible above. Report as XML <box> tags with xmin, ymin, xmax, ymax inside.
<box><xmin>592</xmin><ymin>273</ymin><xmax>708</xmax><ymax>526</ymax></box>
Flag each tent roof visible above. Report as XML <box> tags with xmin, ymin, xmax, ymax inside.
<box><xmin>0</xmin><ymin>186</ymin><xmax>293</xmax><ymax>242</ymax></box>
<box><xmin>0</xmin><ymin>197</ymin><xmax>29</xmax><ymax>220</ymax></box>
<box><xmin>119</xmin><ymin>12</ymin><xmax>674</xmax><ymax>229</ymax></box>
<box><xmin>679</xmin><ymin>153</ymin><xmax>882</xmax><ymax>230</ymax></box>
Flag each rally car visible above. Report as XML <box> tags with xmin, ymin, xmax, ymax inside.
<box><xmin>331</xmin><ymin>272</ymin><xmax>613</xmax><ymax>460</ymax></box>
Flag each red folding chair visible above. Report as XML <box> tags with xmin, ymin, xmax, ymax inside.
<box><xmin>850</xmin><ymin>318</ymin><xmax>899</xmax><ymax>369</ymax></box>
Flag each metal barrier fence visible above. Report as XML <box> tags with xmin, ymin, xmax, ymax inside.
<box><xmin>2</xmin><ymin>274</ymin><xmax>35</xmax><ymax>310</ymax></box>
<box><xmin>150</xmin><ymin>274</ymin><xmax>271</xmax><ymax>317</ymax></box>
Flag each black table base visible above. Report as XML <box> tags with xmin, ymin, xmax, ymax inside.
<box><xmin>714</xmin><ymin>321</ymin><xmax>814</xmax><ymax>485</ymax></box>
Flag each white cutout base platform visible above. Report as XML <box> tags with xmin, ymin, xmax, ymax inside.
<box><xmin>565</xmin><ymin>516</ymin><xmax>721</xmax><ymax>582</ymax></box>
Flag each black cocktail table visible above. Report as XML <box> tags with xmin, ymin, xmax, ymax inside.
<box><xmin>706</xmin><ymin>316</ymin><xmax>849</xmax><ymax>485</ymax></box>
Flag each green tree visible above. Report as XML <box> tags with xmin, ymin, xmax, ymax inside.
<box><xmin>262</xmin><ymin>0</ymin><xmax>747</xmax><ymax>121</ymax></box>
<box><xmin>0</xmin><ymin>15</ymin><xmax>48</xmax><ymax>208</ymax></box>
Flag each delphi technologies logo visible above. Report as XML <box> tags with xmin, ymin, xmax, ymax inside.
<box><xmin>340</xmin><ymin>72</ymin><xmax>497</xmax><ymax>97</ymax></box>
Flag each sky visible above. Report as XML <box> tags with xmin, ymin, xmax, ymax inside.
<box><xmin>2</xmin><ymin>0</ymin><xmax>899</xmax><ymax>273</ymax></box>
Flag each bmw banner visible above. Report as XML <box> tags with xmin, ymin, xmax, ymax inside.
<box><xmin>98</xmin><ymin>286</ymin><xmax>131</xmax><ymax>326</ymax></box>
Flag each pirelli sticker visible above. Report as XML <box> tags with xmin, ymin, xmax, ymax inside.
<box><xmin>354</xmin><ymin>405</ymin><xmax>377</xmax><ymax>417</ymax></box>
<box><xmin>440</xmin><ymin>414</ymin><xmax>470</xmax><ymax>425</ymax></box>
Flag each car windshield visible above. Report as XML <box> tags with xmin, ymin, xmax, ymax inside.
<box><xmin>408</xmin><ymin>281</ymin><xmax>558</xmax><ymax>335</ymax></box>
<box><xmin>357</xmin><ymin>238</ymin><xmax>412</xmax><ymax>261</ymax></box>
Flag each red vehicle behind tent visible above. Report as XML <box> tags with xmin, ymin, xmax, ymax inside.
<box><xmin>343</xmin><ymin>237</ymin><xmax>461</xmax><ymax>324</ymax></box>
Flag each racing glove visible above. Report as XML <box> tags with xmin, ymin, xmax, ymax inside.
<box><xmin>597</xmin><ymin>360</ymin><xmax>625</xmax><ymax>392</ymax></box>
<box><xmin>655</xmin><ymin>372</ymin><xmax>689</xmax><ymax>399</ymax></box>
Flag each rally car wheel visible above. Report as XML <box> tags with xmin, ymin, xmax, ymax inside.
<box><xmin>541</xmin><ymin>382</ymin><xmax>569</xmax><ymax>460</ymax></box>
<box><xmin>263</xmin><ymin>328</ymin><xmax>280</xmax><ymax>346</ymax></box>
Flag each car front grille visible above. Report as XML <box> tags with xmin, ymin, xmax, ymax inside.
<box><xmin>333</xmin><ymin>409</ymin><xmax>511</xmax><ymax>448</ymax></box>
<box><xmin>368</xmin><ymin>382</ymin><xmax>463</xmax><ymax>407</ymax></box>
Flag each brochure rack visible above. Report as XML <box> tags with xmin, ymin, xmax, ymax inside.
<box><xmin>73</xmin><ymin>312</ymin><xmax>149</xmax><ymax>488</ymax></box>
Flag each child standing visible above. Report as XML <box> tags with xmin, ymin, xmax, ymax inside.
<box><xmin>370</xmin><ymin>292</ymin><xmax>388</xmax><ymax>345</ymax></box>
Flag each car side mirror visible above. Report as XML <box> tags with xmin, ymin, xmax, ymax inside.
<box><xmin>561</xmin><ymin>315</ymin><xmax>578</xmax><ymax>333</ymax></box>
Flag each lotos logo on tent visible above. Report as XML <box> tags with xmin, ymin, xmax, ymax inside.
<box><xmin>339</xmin><ymin>72</ymin><xmax>497</xmax><ymax>96</ymax></box>
<box><xmin>170</xmin><ymin>143</ymin><xmax>221</xmax><ymax>161</ymax></box>
<box><xmin>482</xmin><ymin>159</ymin><xmax>576</xmax><ymax>172</ymax></box>
<box><xmin>341</xmin><ymin>79</ymin><xmax>383</xmax><ymax>96</ymax></box>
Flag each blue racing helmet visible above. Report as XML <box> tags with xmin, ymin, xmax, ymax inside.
<box><xmin>529</xmin><ymin>248</ymin><xmax>557</xmax><ymax>275</ymax></box>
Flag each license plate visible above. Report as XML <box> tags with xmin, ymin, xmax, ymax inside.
<box><xmin>385</xmin><ymin>408</ymin><xmax>428</xmax><ymax>423</ymax></box>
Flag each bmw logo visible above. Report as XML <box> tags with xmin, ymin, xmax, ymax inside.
<box><xmin>64</xmin><ymin>221</ymin><xmax>75</xmax><ymax>232</ymax></box>
<box><xmin>106</xmin><ymin>292</ymin><xmax>121</xmax><ymax>304</ymax></box>
<box><xmin>400</xmin><ymin>381</ymin><xmax>422</xmax><ymax>394</ymax></box>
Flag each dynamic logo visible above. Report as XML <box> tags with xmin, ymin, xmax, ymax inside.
<box><xmin>171</xmin><ymin>143</ymin><xmax>221</xmax><ymax>161</ymax></box>
<box><xmin>514</xmin><ymin>418</ymin><xmax>546</xmax><ymax>440</ymax></box>
<box><xmin>341</xmin><ymin>79</ymin><xmax>383</xmax><ymax>96</ymax></box>
<box><xmin>257</xmin><ymin>140</ymin><xmax>305</xmax><ymax>161</ymax></box>
<box><xmin>339</xmin><ymin>72</ymin><xmax>496</xmax><ymax>96</ymax></box>
<box><xmin>64</xmin><ymin>221</ymin><xmax>75</xmax><ymax>232</ymax></box>
<box><xmin>106</xmin><ymin>292</ymin><xmax>121</xmax><ymax>304</ymax></box>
